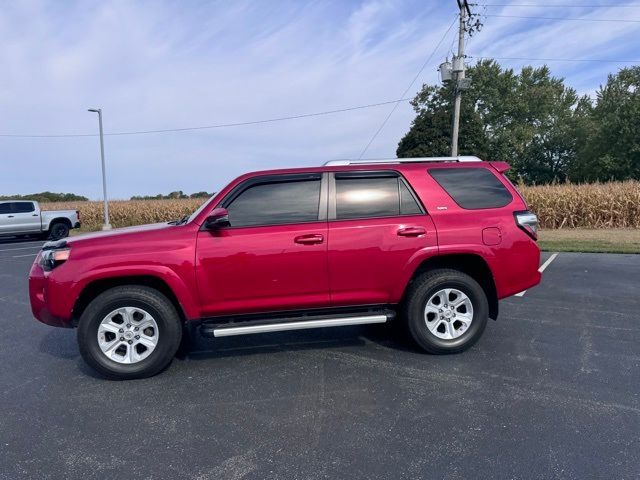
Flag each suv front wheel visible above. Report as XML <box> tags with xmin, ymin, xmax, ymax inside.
<box><xmin>77</xmin><ymin>286</ymin><xmax>182</xmax><ymax>379</ymax></box>
<box><xmin>403</xmin><ymin>269</ymin><xmax>488</xmax><ymax>354</ymax></box>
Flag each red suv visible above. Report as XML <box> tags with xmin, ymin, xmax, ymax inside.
<box><xmin>29</xmin><ymin>156</ymin><xmax>541</xmax><ymax>379</ymax></box>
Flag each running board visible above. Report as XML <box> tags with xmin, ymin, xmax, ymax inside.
<box><xmin>200</xmin><ymin>312</ymin><xmax>392</xmax><ymax>338</ymax></box>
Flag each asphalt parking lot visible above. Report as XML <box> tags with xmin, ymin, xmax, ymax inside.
<box><xmin>0</xmin><ymin>238</ymin><xmax>638</xmax><ymax>480</ymax></box>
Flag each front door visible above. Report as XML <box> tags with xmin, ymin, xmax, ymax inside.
<box><xmin>0</xmin><ymin>202</ymin><xmax>40</xmax><ymax>235</ymax></box>
<box><xmin>10</xmin><ymin>202</ymin><xmax>41</xmax><ymax>233</ymax></box>
<box><xmin>196</xmin><ymin>173</ymin><xmax>330</xmax><ymax>317</ymax></box>
<box><xmin>0</xmin><ymin>202</ymin><xmax>14</xmax><ymax>235</ymax></box>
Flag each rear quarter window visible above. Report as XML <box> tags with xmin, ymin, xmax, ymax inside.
<box><xmin>429</xmin><ymin>167</ymin><xmax>512</xmax><ymax>209</ymax></box>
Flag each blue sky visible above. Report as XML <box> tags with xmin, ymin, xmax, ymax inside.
<box><xmin>1</xmin><ymin>0</ymin><xmax>639</xmax><ymax>199</ymax></box>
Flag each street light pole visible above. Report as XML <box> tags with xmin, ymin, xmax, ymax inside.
<box><xmin>88</xmin><ymin>108</ymin><xmax>111</xmax><ymax>230</ymax></box>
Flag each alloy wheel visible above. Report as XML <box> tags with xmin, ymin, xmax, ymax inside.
<box><xmin>97</xmin><ymin>307</ymin><xmax>159</xmax><ymax>364</ymax></box>
<box><xmin>423</xmin><ymin>288</ymin><xmax>474</xmax><ymax>340</ymax></box>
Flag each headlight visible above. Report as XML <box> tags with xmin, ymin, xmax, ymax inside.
<box><xmin>38</xmin><ymin>248</ymin><xmax>71</xmax><ymax>271</ymax></box>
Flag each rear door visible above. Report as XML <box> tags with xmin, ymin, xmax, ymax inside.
<box><xmin>326</xmin><ymin>171</ymin><xmax>438</xmax><ymax>306</ymax></box>
<box><xmin>196</xmin><ymin>173</ymin><xmax>330</xmax><ymax>316</ymax></box>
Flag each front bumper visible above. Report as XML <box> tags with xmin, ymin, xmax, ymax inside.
<box><xmin>29</xmin><ymin>262</ymin><xmax>73</xmax><ymax>328</ymax></box>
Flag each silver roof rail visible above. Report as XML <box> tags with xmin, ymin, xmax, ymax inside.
<box><xmin>323</xmin><ymin>156</ymin><xmax>482</xmax><ymax>166</ymax></box>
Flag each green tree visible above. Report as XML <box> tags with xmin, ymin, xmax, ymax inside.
<box><xmin>131</xmin><ymin>191</ymin><xmax>212</xmax><ymax>200</ymax></box>
<box><xmin>570</xmin><ymin>66</ymin><xmax>640</xmax><ymax>181</ymax></box>
<box><xmin>0</xmin><ymin>192</ymin><xmax>88</xmax><ymax>202</ymax></box>
<box><xmin>189</xmin><ymin>191</ymin><xmax>212</xmax><ymax>198</ymax></box>
<box><xmin>397</xmin><ymin>60</ymin><xmax>583</xmax><ymax>183</ymax></box>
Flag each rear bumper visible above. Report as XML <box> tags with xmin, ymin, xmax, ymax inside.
<box><xmin>28</xmin><ymin>263</ymin><xmax>73</xmax><ymax>328</ymax></box>
<box><xmin>494</xmin><ymin>238</ymin><xmax>542</xmax><ymax>299</ymax></box>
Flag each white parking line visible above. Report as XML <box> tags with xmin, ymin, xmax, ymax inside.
<box><xmin>11</xmin><ymin>253</ymin><xmax>38</xmax><ymax>258</ymax></box>
<box><xmin>0</xmin><ymin>239</ymin><xmax>44</xmax><ymax>244</ymax></box>
<box><xmin>515</xmin><ymin>252</ymin><xmax>559</xmax><ymax>297</ymax></box>
<box><xmin>0</xmin><ymin>245</ymin><xmax>44</xmax><ymax>252</ymax></box>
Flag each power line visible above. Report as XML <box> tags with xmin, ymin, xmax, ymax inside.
<box><xmin>357</xmin><ymin>15</ymin><xmax>458</xmax><ymax>159</ymax></box>
<box><xmin>470</xmin><ymin>55</ymin><xmax>640</xmax><ymax>63</ymax></box>
<box><xmin>0</xmin><ymin>98</ymin><xmax>413</xmax><ymax>138</ymax></box>
<box><xmin>484</xmin><ymin>3</ymin><xmax>640</xmax><ymax>7</ymax></box>
<box><xmin>484</xmin><ymin>13</ymin><xmax>640</xmax><ymax>22</ymax></box>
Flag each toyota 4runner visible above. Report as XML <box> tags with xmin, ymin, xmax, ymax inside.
<box><xmin>29</xmin><ymin>156</ymin><xmax>541</xmax><ymax>379</ymax></box>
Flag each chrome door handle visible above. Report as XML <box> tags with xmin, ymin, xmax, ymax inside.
<box><xmin>7</xmin><ymin>215</ymin><xmax>14</xmax><ymax>218</ymax></box>
<box><xmin>294</xmin><ymin>234</ymin><xmax>324</xmax><ymax>245</ymax></box>
<box><xmin>397</xmin><ymin>226</ymin><xmax>426</xmax><ymax>237</ymax></box>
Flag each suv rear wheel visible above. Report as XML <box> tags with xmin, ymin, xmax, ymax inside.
<box><xmin>403</xmin><ymin>269</ymin><xmax>488</xmax><ymax>354</ymax></box>
<box><xmin>77</xmin><ymin>286</ymin><xmax>182</xmax><ymax>379</ymax></box>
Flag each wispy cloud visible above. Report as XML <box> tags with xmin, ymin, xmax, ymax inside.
<box><xmin>0</xmin><ymin>0</ymin><xmax>637</xmax><ymax>198</ymax></box>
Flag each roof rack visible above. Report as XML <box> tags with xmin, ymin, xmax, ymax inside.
<box><xmin>323</xmin><ymin>156</ymin><xmax>482</xmax><ymax>166</ymax></box>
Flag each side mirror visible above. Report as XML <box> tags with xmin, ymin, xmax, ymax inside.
<box><xmin>204</xmin><ymin>207</ymin><xmax>230</xmax><ymax>230</ymax></box>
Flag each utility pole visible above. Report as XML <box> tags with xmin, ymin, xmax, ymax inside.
<box><xmin>88</xmin><ymin>108</ymin><xmax>112</xmax><ymax>230</ymax></box>
<box><xmin>450</xmin><ymin>0</ymin><xmax>470</xmax><ymax>157</ymax></box>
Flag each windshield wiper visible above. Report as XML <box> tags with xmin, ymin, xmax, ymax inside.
<box><xmin>169</xmin><ymin>215</ymin><xmax>190</xmax><ymax>226</ymax></box>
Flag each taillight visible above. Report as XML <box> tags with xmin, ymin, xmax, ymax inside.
<box><xmin>514</xmin><ymin>210</ymin><xmax>538</xmax><ymax>240</ymax></box>
<box><xmin>76</xmin><ymin>210</ymin><xmax>80</xmax><ymax>221</ymax></box>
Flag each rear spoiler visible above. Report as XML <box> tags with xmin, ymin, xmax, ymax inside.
<box><xmin>488</xmin><ymin>161</ymin><xmax>510</xmax><ymax>173</ymax></box>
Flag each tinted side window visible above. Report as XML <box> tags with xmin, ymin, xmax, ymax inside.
<box><xmin>336</xmin><ymin>177</ymin><xmax>398</xmax><ymax>220</ymax></box>
<box><xmin>429</xmin><ymin>168</ymin><xmax>512</xmax><ymax>209</ymax></box>
<box><xmin>400</xmin><ymin>180</ymin><xmax>422</xmax><ymax>215</ymax></box>
<box><xmin>335</xmin><ymin>175</ymin><xmax>422</xmax><ymax>220</ymax></box>
<box><xmin>12</xmin><ymin>202</ymin><xmax>35</xmax><ymax>213</ymax></box>
<box><xmin>0</xmin><ymin>203</ymin><xmax>10</xmax><ymax>214</ymax></box>
<box><xmin>227</xmin><ymin>179</ymin><xmax>321</xmax><ymax>227</ymax></box>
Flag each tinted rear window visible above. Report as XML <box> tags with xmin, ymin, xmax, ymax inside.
<box><xmin>336</xmin><ymin>176</ymin><xmax>399</xmax><ymax>220</ymax></box>
<box><xmin>429</xmin><ymin>168</ymin><xmax>512</xmax><ymax>209</ymax></box>
<box><xmin>335</xmin><ymin>174</ymin><xmax>423</xmax><ymax>220</ymax></box>
<box><xmin>12</xmin><ymin>202</ymin><xmax>35</xmax><ymax>213</ymax></box>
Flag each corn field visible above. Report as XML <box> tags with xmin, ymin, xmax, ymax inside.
<box><xmin>520</xmin><ymin>181</ymin><xmax>640</xmax><ymax>229</ymax></box>
<box><xmin>42</xmin><ymin>199</ymin><xmax>204</xmax><ymax>231</ymax></box>
<box><xmin>42</xmin><ymin>180</ymin><xmax>640</xmax><ymax>231</ymax></box>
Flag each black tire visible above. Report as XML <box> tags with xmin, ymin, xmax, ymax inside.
<box><xmin>48</xmin><ymin>221</ymin><xmax>70</xmax><ymax>240</ymax></box>
<box><xmin>77</xmin><ymin>286</ymin><xmax>182</xmax><ymax>380</ymax></box>
<box><xmin>403</xmin><ymin>268</ymin><xmax>488</xmax><ymax>354</ymax></box>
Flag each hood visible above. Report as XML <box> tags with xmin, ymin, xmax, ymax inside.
<box><xmin>53</xmin><ymin>223</ymin><xmax>173</xmax><ymax>247</ymax></box>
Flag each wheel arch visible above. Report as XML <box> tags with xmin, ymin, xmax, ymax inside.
<box><xmin>46</xmin><ymin>217</ymin><xmax>72</xmax><ymax>231</ymax></box>
<box><xmin>403</xmin><ymin>254</ymin><xmax>499</xmax><ymax>320</ymax></box>
<box><xmin>72</xmin><ymin>275</ymin><xmax>188</xmax><ymax>327</ymax></box>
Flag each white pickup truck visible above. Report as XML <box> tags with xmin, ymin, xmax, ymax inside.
<box><xmin>0</xmin><ymin>200</ymin><xmax>80</xmax><ymax>240</ymax></box>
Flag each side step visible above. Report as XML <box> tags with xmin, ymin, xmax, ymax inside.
<box><xmin>200</xmin><ymin>311</ymin><xmax>394</xmax><ymax>338</ymax></box>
